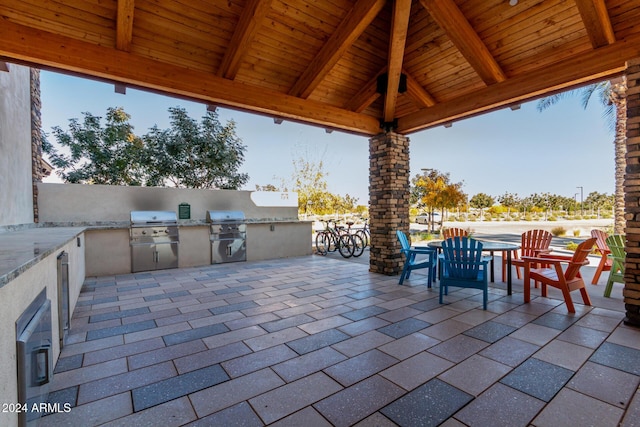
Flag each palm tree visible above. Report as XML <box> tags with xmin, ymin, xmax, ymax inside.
<box><xmin>537</xmin><ymin>77</ymin><xmax>627</xmax><ymax>234</ymax></box>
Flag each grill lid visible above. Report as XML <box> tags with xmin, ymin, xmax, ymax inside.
<box><xmin>206</xmin><ymin>210</ymin><xmax>245</xmax><ymax>223</ymax></box>
<box><xmin>130</xmin><ymin>210</ymin><xmax>178</xmax><ymax>225</ymax></box>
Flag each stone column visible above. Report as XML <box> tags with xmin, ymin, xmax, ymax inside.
<box><xmin>625</xmin><ymin>58</ymin><xmax>640</xmax><ymax>327</ymax></box>
<box><xmin>369</xmin><ymin>131</ymin><xmax>410</xmax><ymax>275</ymax></box>
<box><xmin>30</xmin><ymin>68</ymin><xmax>44</xmax><ymax>223</ymax></box>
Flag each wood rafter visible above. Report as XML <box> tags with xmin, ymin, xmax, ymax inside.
<box><xmin>404</xmin><ymin>71</ymin><xmax>436</xmax><ymax>108</ymax></box>
<box><xmin>116</xmin><ymin>0</ymin><xmax>135</xmax><ymax>52</ymax></box>
<box><xmin>344</xmin><ymin>67</ymin><xmax>435</xmax><ymax>113</ymax></box>
<box><xmin>345</xmin><ymin>67</ymin><xmax>385</xmax><ymax>113</ymax></box>
<box><xmin>383</xmin><ymin>0</ymin><xmax>411</xmax><ymax>122</ymax></box>
<box><xmin>217</xmin><ymin>0</ymin><xmax>272</xmax><ymax>79</ymax></box>
<box><xmin>0</xmin><ymin>20</ymin><xmax>381</xmax><ymax>135</ymax></box>
<box><xmin>574</xmin><ymin>0</ymin><xmax>616</xmax><ymax>48</ymax></box>
<box><xmin>288</xmin><ymin>0</ymin><xmax>386</xmax><ymax>99</ymax></box>
<box><xmin>397</xmin><ymin>32</ymin><xmax>640</xmax><ymax>134</ymax></box>
<box><xmin>420</xmin><ymin>0</ymin><xmax>506</xmax><ymax>85</ymax></box>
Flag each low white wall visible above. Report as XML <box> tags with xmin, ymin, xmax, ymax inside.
<box><xmin>37</xmin><ymin>183</ymin><xmax>298</xmax><ymax>223</ymax></box>
<box><xmin>0</xmin><ymin>236</ymin><xmax>84</xmax><ymax>427</ymax></box>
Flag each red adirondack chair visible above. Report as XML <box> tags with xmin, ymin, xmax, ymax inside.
<box><xmin>442</xmin><ymin>228</ymin><xmax>468</xmax><ymax>240</ymax></box>
<box><xmin>591</xmin><ymin>229</ymin><xmax>612</xmax><ymax>284</ymax></box>
<box><xmin>522</xmin><ymin>237</ymin><xmax>596</xmax><ymax>313</ymax></box>
<box><xmin>507</xmin><ymin>229</ymin><xmax>554</xmax><ymax>282</ymax></box>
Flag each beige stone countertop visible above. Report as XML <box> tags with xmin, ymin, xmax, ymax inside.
<box><xmin>0</xmin><ymin>227</ymin><xmax>86</xmax><ymax>288</ymax></box>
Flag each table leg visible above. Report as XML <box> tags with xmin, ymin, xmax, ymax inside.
<box><xmin>489</xmin><ymin>251</ymin><xmax>495</xmax><ymax>283</ymax></box>
<box><xmin>507</xmin><ymin>250</ymin><xmax>512</xmax><ymax>295</ymax></box>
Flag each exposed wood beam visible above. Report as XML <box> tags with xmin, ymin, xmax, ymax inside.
<box><xmin>383</xmin><ymin>0</ymin><xmax>412</xmax><ymax>123</ymax></box>
<box><xmin>574</xmin><ymin>0</ymin><xmax>616</xmax><ymax>48</ymax></box>
<box><xmin>0</xmin><ymin>61</ymin><xmax>9</xmax><ymax>72</ymax></box>
<box><xmin>345</xmin><ymin>66</ymin><xmax>436</xmax><ymax>113</ymax></box>
<box><xmin>288</xmin><ymin>0</ymin><xmax>386</xmax><ymax>99</ymax></box>
<box><xmin>344</xmin><ymin>67</ymin><xmax>385</xmax><ymax>113</ymax></box>
<box><xmin>404</xmin><ymin>70</ymin><xmax>436</xmax><ymax>108</ymax></box>
<box><xmin>397</xmin><ymin>32</ymin><xmax>640</xmax><ymax>134</ymax></box>
<box><xmin>116</xmin><ymin>0</ymin><xmax>135</xmax><ymax>51</ymax></box>
<box><xmin>0</xmin><ymin>20</ymin><xmax>381</xmax><ymax>135</ymax></box>
<box><xmin>217</xmin><ymin>0</ymin><xmax>273</xmax><ymax>79</ymax></box>
<box><xmin>420</xmin><ymin>0</ymin><xmax>506</xmax><ymax>85</ymax></box>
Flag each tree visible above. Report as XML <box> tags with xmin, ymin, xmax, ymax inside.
<box><xmin>412</xmin><ymin>169</ymin><xmax>465</xmax><ymax>228</ymax></box>
<box><xmin>469</xmin><ymin>193</ymin><xmax>494</xmax><ymax>218</ymax></box>
<box><xmin>43</xmin><ymin>107</ymin><xmax>146</xmax><ymax>185</ymax></box>
<box><xmin>143</xmin><ymin>107</ymin><xmax>248</xmax><ymax>189</ymax></box>
<box><xmin>497</xmin><ymin>192</ymin><xmax>520</xmax><ymax>216</ymax></box>
<box><xmin>537</xmin><ymin>78</ymin><xmax>627</xmax><ymax>233</ymax></box>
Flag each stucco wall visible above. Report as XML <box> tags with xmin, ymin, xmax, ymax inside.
<box><xmin>0</xmin><ymin>64</ymin><xmax>33</xmax><ymax>227</ymax></box>
<box><xmin>0</xmin><ymin>236</ymin><xmax>84</xmax><ymax>427</ymax></box>
<box><xmin>37</xmin><ymin>183</ymin><xmax>298</xmax><ymax>223</ymax></box>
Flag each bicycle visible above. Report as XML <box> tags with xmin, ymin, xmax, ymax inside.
<box><xmin>343</xmin><ymin>221</ymin><xmax>366</xmax><ymax>257</ymax></box>
<box><xmin>315</xmin><ymin>220</ymin><xmax>363</xmax><ymax>258</ymax></box>
<box><xmin>355</xmin><ymin>219</ymin><xmax>370</xmax><ymax>248</ymax></box>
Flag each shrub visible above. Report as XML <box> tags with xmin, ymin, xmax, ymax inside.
<box><xmin>548</xmin><ymin>216</ymin><xmax>557</xmax><ymax>221</ymax></box>
<box><xmin>551</xmin><ymin>226</ymin><xmax>567</xmax><ymax>237</ymax></box>
<box><xmin>566</xmin><ymin>242</ymin><xmax>578</xmax><ymax>251</ymax></box>
<box><xmin>573</xmin><ymin>229</ymin><xmax>581</xmax><ymax>237</ymax></box>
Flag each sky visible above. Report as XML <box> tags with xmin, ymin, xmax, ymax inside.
<box><xmin>40</xmin><ymin>71</ymin><xmax>615</xmax><ymax>205</ymax></box>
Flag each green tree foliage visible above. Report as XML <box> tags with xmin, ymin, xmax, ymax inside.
<box><xmin>585</xmin><ymin>191</ymin><xmax>614</xmax><ymax>211</ymax></box>
<box><xmin>469</xmin><ymin>193</ymin><xmax>495</xmax><ymax>217</ymax></box>
<box><xmin>143</xmin><ymin>107</ymin><xmax>248</xmax><ymax>189</ymax></box>
<box><xmin>43</xmin><ymin>107</ymin><xmax>146</xmax><ymax>185</ymax></box>
<box><xmin>44</xmin><ymin>107</ymin><xmax>249</xmax><ymax>189</ymax></box>
<box><xmin>497</xmin><ymin>192</ymin><xmax>520</xmax><ymax>215</ymax></box>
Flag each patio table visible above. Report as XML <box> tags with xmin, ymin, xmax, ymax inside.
<box><xmin>427</xmin><ymin>240</ymin><xmax>520</xmax><ymax>295</ymax></box>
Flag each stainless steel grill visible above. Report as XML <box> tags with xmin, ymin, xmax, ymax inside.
<box><xmin>206</xmin><ymin>210</ymin><xmax>246</xmax><ymax>263</ymax></box>
<box><xmin>130</xmin><ymin>211</ymin><xmax>179</xmax><ymax>272</ymax></box>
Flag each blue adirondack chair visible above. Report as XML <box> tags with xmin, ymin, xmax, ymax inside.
<box><xmin>440</xmin><ymin>237</ymin><xmax>490</xmax><ymax>309</ymax></box>
<box><xmin>396</xmin><ymin>230</ymin><xmax>437</xmax><ymax>287</ymax></box>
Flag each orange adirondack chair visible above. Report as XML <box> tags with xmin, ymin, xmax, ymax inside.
<box><xmin>506</xmin><ymin>229</ymin><xmax>554</xmax><ymax>282</ymax></box>
<box><xmin>591</xmin><ymin>229</ymin><xmax>612</xmax><ymax>284</ymax></box>
<box><xmin>442</xmin><ymin>228</ymin><xmax>468</xmax><ymax>240</ymax></box>
<box><xmin>522</xmin><ymin>237</ymin><xmax>596</xmax><ymax>313</ymax></box>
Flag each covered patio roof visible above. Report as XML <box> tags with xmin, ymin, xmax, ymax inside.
<box><xmin>1</xmin><ymin>0</ymin><xmax>640</xmax><ymax>136</ymax></box>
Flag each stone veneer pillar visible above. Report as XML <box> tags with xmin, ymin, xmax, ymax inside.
<box><xmin>624</xmin><ymin>58</ymin><xmax>640</xmax><ymax>327</ymax></box>
<box><xmin>30</xmin><ymin>68</ymin><xmax>44</xmax><ymax>223</ymax></box>
<box><xmin>369</xmin><ymin>131</ymin><xmax>410</xmax><ymax>275</ymax></box>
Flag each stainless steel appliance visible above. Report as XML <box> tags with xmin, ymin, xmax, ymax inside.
<box><xmin>206</xmin><ymin>210</ymin><xmax>246</xmax><ymax>263</ymax></box>
<box><xmin>16</xmin><ymin>289</ymin><xmax>53</xmax><ymax>427</ymax></box>
<box><xmin>57</xmin><ymin>251</ymin><xmax>69</xmax><ymax>349</ymax></box>
<box><xmin>130</xmin><ymin>211</ymin><xmax>179</xmax><ymax>273</ymax></box>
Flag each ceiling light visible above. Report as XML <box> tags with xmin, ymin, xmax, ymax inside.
<box><xmin>509</xmin><ymin>0</ymin><xmax>518</xmax><ymax>6</ymax></box>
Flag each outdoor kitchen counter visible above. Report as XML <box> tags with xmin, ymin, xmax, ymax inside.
<box><xmin>0</xmin><ymin>227</ymin><xmax>86</xmax><ymax>288</ymax></box>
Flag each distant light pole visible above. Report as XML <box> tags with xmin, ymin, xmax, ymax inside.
<box><xmin>577</xmin><ymin>186</ymin><xmax>583</xmax><ymax>216</ymax></box>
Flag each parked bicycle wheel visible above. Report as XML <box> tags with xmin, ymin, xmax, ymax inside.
<box><xmin>337</xmin><ymin>234</ymin><xmax>355</xmax><ymax>258</ymax></box>
<box><xmin>355</xmin><ymin>229</ymin><xmax>369</xmax><ymax>247</ymax></box>
<box><xmin>351</xmin><ymin>233</ymin><xmax>365</xmax><ymax>257</ymax></box>
<box><xmin>315</xmin><ymin>231</ymin><xmax>330</xmax><ymax>255</ymax></box>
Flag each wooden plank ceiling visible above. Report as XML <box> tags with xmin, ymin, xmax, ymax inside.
<box><xmin>1</xmin><ymin>0</ymin><xmax>640</xmax><ymax>136</ymax></box>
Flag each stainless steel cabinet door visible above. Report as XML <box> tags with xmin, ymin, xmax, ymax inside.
<box><xmin>155</xmin><ymin>242</ymin><xmax>179</xmax><ymax>270</ymax></box>
<box><xmin>131</xmin><ymin>244</ymin><xmax>158</xmax><ymax>273</ymax></box>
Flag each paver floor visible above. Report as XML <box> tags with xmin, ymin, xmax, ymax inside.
<box><xmin>41</xmin><ymin>253</ymin><xmax>640</xmax><ymax>426</ymax></box>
